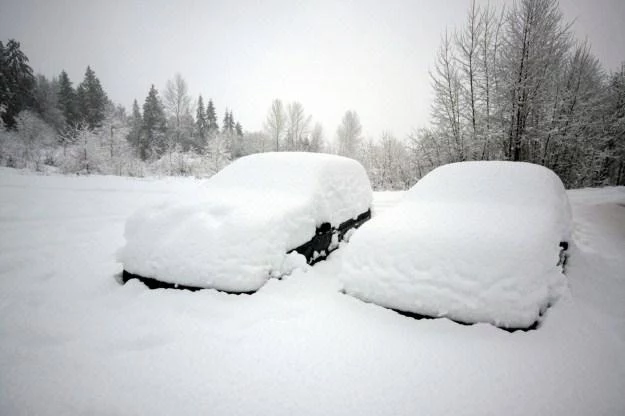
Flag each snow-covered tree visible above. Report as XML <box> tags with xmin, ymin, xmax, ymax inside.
<box><xmin>455</xmin><ymin>0</ymin><xmax>481</xmax><ymax>150</ymax></box>
<box><xmin>242</xmin><ymin>130</ymin><xmax>270</xmax><ymax>154</ymax></box>
<box><xmin>12</xmin><ymin>110</ymin><xmax>56</xmax><ymax>170</ymax></box>
<box><xmin>164</xmin><ymin>73</ymin><xmax>194</xmax><ymax>151</ymax></box>
<box><xmin>264</xmin><ymin>99</ymin><xmax>286</xmax><ymax>151</ymax></box>
<box><xmin>379</xmin><ymin>132</ymin><xmax>412</xmax><ymax>189</ymax></box>
<box><xmin>476</xmin><ymin>4</ymin><xmax>505</xmax><ymax>160</ymax></box>
<box><xmin>222</xmin><ymin>110</ymin><xmax>235</xmax><ymax>135</ymax></box>
<box><xmin>76</xmin><ymin>66</ymin><xmax>108</xmax><ymax>129</ymax></box>
<box><xmin>431</xmin><ymin>30</ymin><xmax>464</xmax><ymax>162</ymax></box>
<box><xmin>419</xmin><ymin>0</ymin><xmax>625</xmax><ymax>187</ymax></box>
<box><xmin>32</xmin><ymin>74</ymin><xmax>64</xmax><ymax>132</ymax></box>
<box><xmin>57</xmin><ymin>70</ymin><xmax>79</xmax><ymax>129</ymax></box>
<box><xmin>206</xmin><ymin>132</ymin><xmax>231</xmax><ymax>172</ymax></box>
<box><xmin>309</xmin><ymin>122</ymin><xmax>324</xmax><ymax>153</ymax></box>
<box><xmin>500</xmin><ymin>0</ymin><xmax>571</xmax><ymax>161</ymax></box>
<box><xmin>196</xmin><ymin>95</ymin><xmax>208</xmax><ymax>149</ymax></box>
<box><xmin>0</xmin><ymin>39</ymin><xmax>35</xmax><ymax>128</ymax></box>
<box><xmin>206</xmin><ymin>99</ymin><xmax>218</xmax><ymax>132</ymax></box>
<box><xmin>126</xmin><ymin>99</ymin><xmax>142</xmax><ymax>155</ymax></box>
<box><xmin>98</xmin><ymin>105</ymin><xmax>132</xmax><ymax>175</ymax></box>
<box><xmin>336</xmin><ymin>110</ymin><xmax>362</xmax><ymax>157</ymax></box>
<box><xmin>141</xmin><ymin>84</ymin><xmax>167</xmax><ymax>159</ymax></box>
<box><xmin>602</xmin><ymin>64</ymin><xmax>625</xmax><ymax>185</ymax></box>
<box><xmin>60</xmin><ymin>124</ymin><xmax>97</xmax><ymax>174</ymax></box>
<box><xmin>164</xmin><ymin>73</ymin><xmax>191</xmax><ymax>131</ymax></box>
<box><xmin>285</xmin><ymin>102</ymin><xmax>311</xmax><ymax>151</ymax></box>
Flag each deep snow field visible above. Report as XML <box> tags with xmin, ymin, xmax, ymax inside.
<box><xmin>1</xmin><ymin>167</ymin><xmax>624</xmax><ymax>415</ymax></box>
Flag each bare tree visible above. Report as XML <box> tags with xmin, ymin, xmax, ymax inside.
<box><xmin>164</xmin><ymin>73</ymin><xmax>193</xmax><ymax>149</ymax></box>
<box><xmin>456</xmin><ymin>0</ymin><xmax>482</xmax><ymax>150</ymax></box>
<box><xmin>476</xmin><ymin>4</ymin><xmax>506</xmax><ymax>159</ymax></box>
<box><xmin>12</xmin><ymin>110</ymin><xmax>56</xmax><ymax>171</ymax></box>
<box><xmin>336</xmin><ymin>110</ymin><xmax>362</xmax><ymax>157</ymax></box>
<box><xmin>501</xmin><ymin>0</ymin><xmax>571</xmax><ymax>161</ymax></box>
<box><xmin>379</xmin><ymin>132</ymin><xmax>411</xmax><ymax>189</ymax></box>
<box><xmin>286</xmin><ymin>101</ymin><xmax>311</xmax><ymax>150</ymax></box>
<box><xmin>602</xmin><ymin>64</ymin><xmax>625</xmax><ymax>186</ymax></box>
<box><xmin>544</xmin><ymin>41</ymin><xmax>605</xmax><ymax>186</ymax></box>
<box><xmin>164</xmin><ymin>73</ymin><xmax>191</xmax><ymax>128</ymax></box>
<box><xmin>407</xmin><ymin>128</ymin><xmax>442</xmax><ymax>178</ymax></box>
<box><xmin>309</xmin><ymin>122</ymin><xmax>324</xmax><ymax>153</ymax></box>
<box><xmin>264</xmin><ymin>99</ymin><xmax>286</xmax><ymax>151</ymax></box>
<box><xmin>431</xmin><ymin>30</ymin><xmax>464</xmax><ymax>162</ymax></box>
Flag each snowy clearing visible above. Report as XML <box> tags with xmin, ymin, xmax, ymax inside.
<box><xmin>1</xmin><ymin>168</ymin><xmax>624</xmax><ymax>415</ymax></box>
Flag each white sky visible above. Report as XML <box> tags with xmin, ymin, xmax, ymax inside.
<box><xmin>1</xmin><ymin>0</ymin><xmax>624</xmax><ymax>140</ymax></box>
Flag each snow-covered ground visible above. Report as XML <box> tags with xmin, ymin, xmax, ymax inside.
<box><xmin>1</xmin><ymin>168</ymin><xmax>624</xmax><ymax>415</ymax></box>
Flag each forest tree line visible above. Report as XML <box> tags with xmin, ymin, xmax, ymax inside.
<box><xmin>0</xmin><ymin>40</ymin><xmax>248</xmax><ymax>177</ymax></box>
<box><xmin>410</xmin><ymin>0</ymin><xmax>625</xmax><ymax>187</ymax></box>
<box><xmin>1</xmin><ymin>0</ymin><xmax>624</xmax><ymax>188</ymax></box>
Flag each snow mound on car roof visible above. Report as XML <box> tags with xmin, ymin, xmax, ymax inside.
<box><xmin>118</xmin><ymin>152</ymin><xmax>372</xmax><ymax>292</ymax></box>
<box><xmin>339</xmin><ymin>161</ymin><xmax>572</xmax><ymax>329</ymax></box>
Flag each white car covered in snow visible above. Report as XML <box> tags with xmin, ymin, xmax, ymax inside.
<box><xmin>340</xmin><ymin>161</ymin><xmax>572</xmax><ymax>330</ymax></box>
<box><xmin>119</xmin><ymin>152</ymin><xmax>372</xmax><ymax>293</ymax></box>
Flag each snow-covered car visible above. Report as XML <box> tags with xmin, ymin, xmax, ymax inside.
<box><xmin>340</xmin><ymin>161</ymin><xmax>572</xmax><ymax>330</ymax></box>
<box><xmin>119</xmin><ymin>152</ymin><xmax>373</xmax><ymax>293</ymax></box>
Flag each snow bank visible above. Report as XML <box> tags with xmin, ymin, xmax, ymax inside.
<box><xmin>340</xmin><ymin>161</ymin><xmax>572</xmax><ymax>329</ymax></box>
<box><xmin>119</xmin><ymin>152</ymin><xmax>372</xmax><ymax>292</ymax></box>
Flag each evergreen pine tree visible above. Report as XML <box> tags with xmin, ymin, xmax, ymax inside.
<box><xmin>206</xmin><ymin>99</ymin><xmax>218</xmax><ymax>131</ymax></box>
<box><xmin>196</xmin><ymin>95</ymin><xmax>208</xmax><ymax>147</ymax></box>
<box><xmin>223</xmin><ymin>110</ymin><xmax>235</xmax><ymax>134</ymax></box>
<box><xmin>76</xmin><ymin>66</ymin><xmax>108</xmax><ymax>129</ymax></box>
<box><xmin>57</xmin><ymin>70</ymin><xmax>78</xmax><ymax>129</ymax></box>
<box><xmin>127</xmin><ymin>99</ymin><xmax>143</xmax><ymax>155</ymax></box>
<box><xmin>32</xmin><ymin>74</ymin><xmax>64</xmax><ymax>131</ymax></box>
<box><xmin>0</xmin><ymin>40</ymin><xmax>6</xmax><ymax>120</ymax></box>
<box><xmin>141</xmin><ymin>84</ymin><xmax>167</xmax><ymax>160</ymax></box>
<box><xmin>222</xmin><ymin>110</ymin><xmax>230</xmax><ymax>134</ymax></box>
<box><xmin>0</xmin><ymin>39</ymin><xmax>36</xmax><ymax>128</ymax></box>
<box><xmin>235</xmin><ymin>121</ymin><xmax>243</xmax><ymax>137</ymax></box>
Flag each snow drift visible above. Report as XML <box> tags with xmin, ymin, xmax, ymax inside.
<box><xmin>2</xmin><ymin>169</ymin><xmax>625</xmax><ymax>415</ymax></box>
<box><xmin>340</xmin><ymin>161</ymin><xmax>572</xmax><ymax>329</ymax></box>
<box><xmin>118</xmin><ymin>152</ymin><xmax>372</xmax><ymax>292</ymax></box>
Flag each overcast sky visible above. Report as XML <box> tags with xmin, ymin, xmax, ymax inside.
<box><xmin>1</xmin><ymin>0</ymin><xmax>624</xmax><ymax>139</ymax></box>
